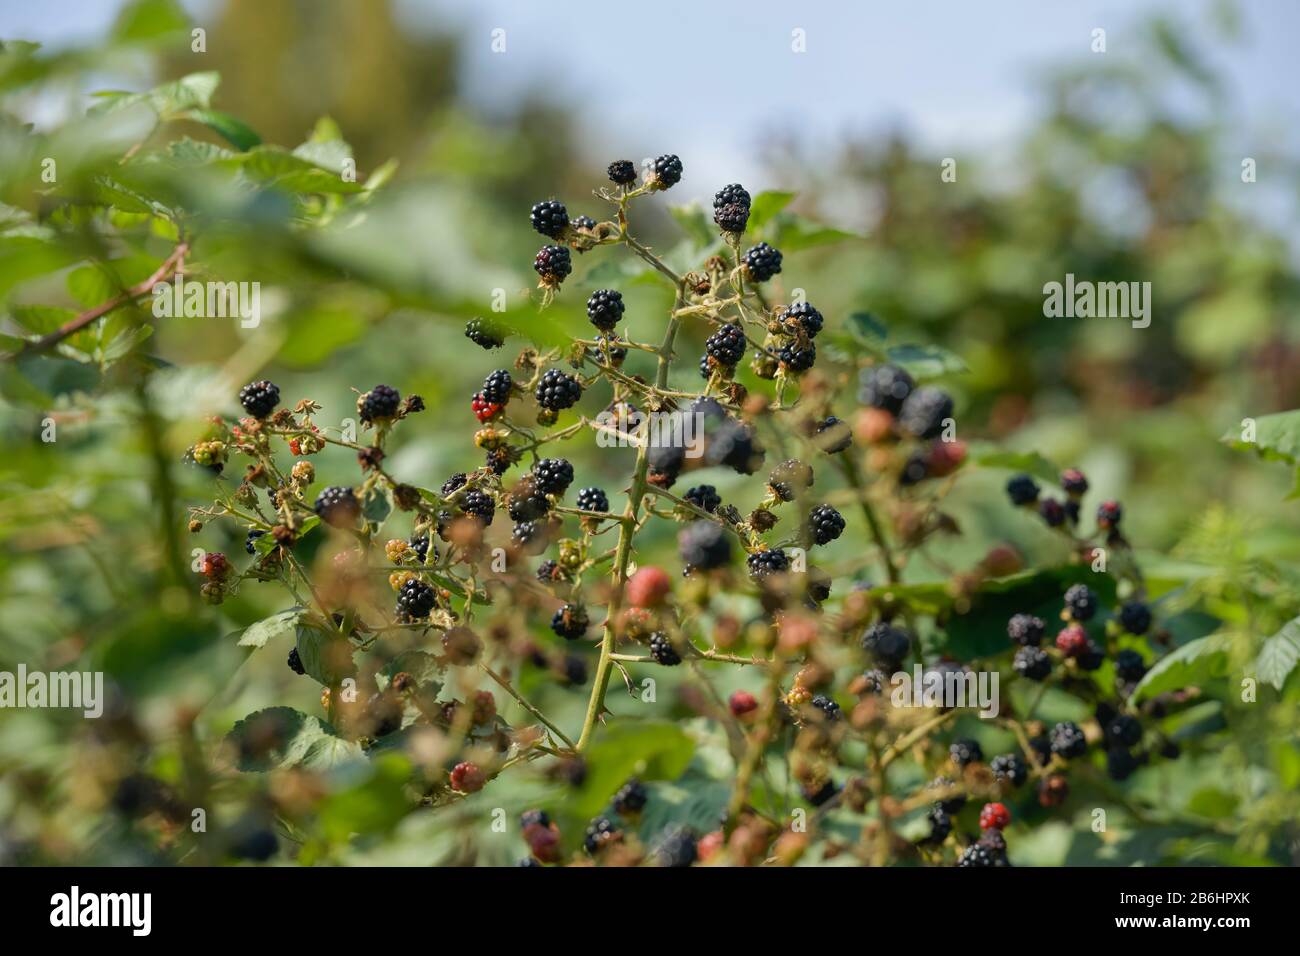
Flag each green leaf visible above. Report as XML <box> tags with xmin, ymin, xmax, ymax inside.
<box><xmin>569</xmin><ymin>720</ymin><xmax>695</xmax><ymax>819</ymax></box>
<box><xmin>885</xmin><ymin>342</ymin><xmax>967</xmax><ymax>378</ymax></box>
<box><xmin>236</xmin><ymin>607</ymin><xmax>306</xmax><ymax>649</ymax></box>
<box><xmin>1220</xmin><ymin>409</ymin><xmax>1300</xmax><ymax>464</ymax></box>
<box><xmin>748</xmin><ymin>190</ymin><xmax>795</xmax><ymax>231</ymax></box>
<box><xmin>112</xmin><ymin>0</ymin><xmax>189</xmax><ymax>43</ymax></box>
<box><xmin>225</xmin><ymin>706</ymin><xmax>348</xmax><ymax>772</ymax></box>
<box><xmin>180</xmin><ymin>109</ymin><xmax>261</xmax><ymax>151</ymax></box>
<box><xmin>301</xmin><ymin>734</ymin><xmax>365</xmax><ymax>771</ymax></box>
<box><xmin>241</xmin><ymin>145</ymin><xmax>363</xmax><ymax>194</ymax></box>
<box><xmin>1184</xmin><ymin>787</ymin><xmax>1238</xmax><ymax>819</ymax></box>
<box><xmin>317</xmin><ymin>753</ymin><xmax>413</xmax><ymax>841</ymax></box>
<box><xmin>667</xmin><ymin>203</ymin><xmax>715</xmax><ymax>248</ymax></box>
<box><xmin>361</xmin><ymin>485</ymin><xmax>392</xmax><ymax>527</ymax></box>
<box><xmin>295</xmin><ymin>623</ymin><xmax>357</xmax><ymax>686</ymax></box>
<box><xmin>1131</xmin><ymin>633</ymin><xmax>1231</xmax><ymax>702</ymax></box>
<box><xmin>971</xmin><ymin>447</ymin><xmax>1060</xmax><ymax>484</ymax></box>
<box><xmin>847</xmin><ymin>311</ymin><xmax>887</xmax><ymax>349</ymax></box>
<box><xmin>770</xmin><ymin>211</ymin><xmax>858</xmax><ymax>251</ymax></box>
<box><xmin>1254</xmin><ymin>616</ymin><xmax>1300</xmax><ymax>691</ymax></box>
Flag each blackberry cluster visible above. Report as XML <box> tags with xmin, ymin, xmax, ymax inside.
<box><xmin>990</xmin><ymin>754</ymin><xmax>1027</xmax><ymax>787</ymax></box>
<box><xmin>779</xmin><ymin>302</ymin><xmax>823</xmax><ymax>337</ymax></box>
<box><xmin>1119</xmin><ymin>601</ymin><xmax>1152</xmax><ymax>635</ymax></box>
<box><xmin>481</xmin><ymin>369</ymin><xmax>512</xmax><ymax>404</ymax></box>
<box><xmin>897</xmin><ymin>387</ymin><xmax>953</xmax><ymax>440</ymax></box>
<box><xmin>586</xmin><ymin>289</ymin><xmax>624</xmax><ymax>331</ymax></box>
<box><xmin>713</xmin><ymin>183</ymin><xmax>751</xmax><ymax>233</ymax></box>
<box><xmin>777</xmin><ymin>340</ymin><xmax>816</xmax><ymax>373</ymax></box>
<box><xmin>746</xmin><ymin>548</ymin><xmax>789</xmax><ymax>580</ymax></box>
<box><xmin>533</xmin><ymin>458</ymin><xmax>574</xmax><ymax>496</ymax></box>
<box><xmin>533</xmin><ymin>245</ymin><xmax>572</xmax><ymax>284</ymax></box>
<box><xmin>812</xmin><ymin>416</ymin><xmax>852</xmax><ymax>454</ymax></box>
<box><xmin>396</xmin><ymin>578</ymin><xmax>436</xmax><ymax>621</ymax></box>
<box><xmin>1049</xmin><ymin>721</ymin><xmax>1088</xmax><ymax>759</ymax></box>
<box><xmin>508</xmin><ymin>479</ymin><xmax>551</xmax><ymax>522</ymax></box>
<box><xmin>359</xmin><ymin>384</ymin><xmax>400</xmax><ymax>423</ymax></box>
<box><xmin>742</xmin><ymin>242</ymin><xmax>783</xmax><ymax>281</ymax></box>
<box><xmin>1007</xmin><ymin>614</ymin><xmax>1045</xmax><ymax>646</ymax></box>
<box><xmin>551</xmin><ymin>604</ymin><xmax>589</xmax><ymax>640</ymax></box>
<box><xmin>768</xmin><ymin>458</ymin><xmax>814</xmax><ymax>501</ymax></box>
<box><xmin>808</xmin><ymin>504</ymin><xmax>845</xmax><ymax>545</ymax></box>
<box><xmin>1064</xmin><ymin>583</ymin><xmax>1097</xmax><ymax>621</ymax></box>
<box><xmin>861</xmin><ymin>622</ymin><xmax>911</xmax><ymax>667</ymax></box>
<box><xmin>314</xmin><ymin>486</ymin><xmax>360</xmax><ymax>527</ymax></box>
<box><xmin>575</xmin><ymin>487</ymin><xmax>609</xmax><ymax>513</ymax></box>
<box><xmin>679</xmin><ymin>522</ymin><xmax>732</xmax><ymax>571</ymax></box>
<box><xmin>238</xmin><ymin>379</ymin><xmax>280</xmax><ymax>418</ymax></box>
<box><xmin>651</xmin><ymin>154</ymin><xmax>683</xmax><ymax>188</ymax></box>
<box><xmin>705</xmin><ymin>323</ymin><xmax>747</xmax><ymax>369</ymax></box>
<box><xmin>612</xmin><ymin>778</ymin><xmax>648</xmax><ymax>815</ymax></box>
<box><xmin>535</xmin><ymin>369</ymin><xmax>583</xmax><ymax>411</ymax></box>
<box><xmin>530</xmin><ymin>200</ymin><xmax>569</xmax><ymax>239</ymax></box>
<box><xmin>648</xmin><ymin>632</ymin><xmax>682</xmax><ymax>665</ymax></box>
<box><xmin>607</xmin><ymin>160</ymin><xmax>637</xmax><ymax>185</ymax></box>
<box><xmin>465</xmin><ymin>317</ymin><xmax>505</xmax><ymax>350</ymax></box>
<box><xmin>859</xmin><ymin>364</ymin><xmax>914</xmax><ymax>414</ymax></box>
<box><xmin>949</xmin><ymin>738</ymin><xmax>984</xmax><ymax>767</ymax></box>
<box><xmin>684</xmin><ymin>484</ymin><xmax>721</xmax><ymax>513</ymax></box>
<box><xmin>459</xmin><ymin>489</ymin><xmax>495</xmax><ymax>525</ymax></box>
<box><xmin>1013</xmin><ymin>646</ymin><xmax>1051</xmax><ymax>681</ymax></box>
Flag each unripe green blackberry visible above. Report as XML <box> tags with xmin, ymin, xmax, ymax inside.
<box><xmin>530</xmin><ymin>200</ymin><xmax>569</xmax><ymax>239</ymax></box>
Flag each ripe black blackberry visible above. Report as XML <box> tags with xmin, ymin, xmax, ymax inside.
<box><xmin>551</xmin><ymin>603</ymin><xmax>589</xmax><ymax>640</ymax></box>
<box><xmin>238</xmin><ymin>379</ymin><xmax>280</xmax><ymax>418</ymax></box>
<box><xmin>529</xmin><ymin>199</ymin><xmax>569</xmax><ymax>239</ymax></box>
<box><xmin>244</xmin><ymin>529</ymin><xmax>266</xmax><ymax>554</ymax></box>
<box><xmin>287</xmin><ymin>647</ymin><xmax>305</xmax><ymax>675</ymax></box>
<box><xmin>1007</xmin><ymin>613</ymin><xmax>1045</xmax><ymax>646</ymax></box>
<box><xmin>1107</xmin><ymin>747</ymin><xmax>1141</xmax><ymax>781</ymax></box>
<box><xmin>536</xmin><ymin>559</ymin><xmax>565</xmax><ymax>584</ymax></box>
<box><xmin>485</xmin><ymin>446</ymin><xmax>513</xmax><ymax>475</ymax></box>
<box><xmin>808</xmin><ymin>503</ymin><xmax>845</xmax><ymax>545</ymax></box>
<box><xmin>957</xmin><ymin>842</ymin><xmax>1005</xmax><ymax>867</ymax></box>
<box><xmin>441</xmin><ymin>473</ymin><xmax>468</xmax><ymax>497</ymax></box>
<box><xmin>897</xmin><ymin>387</ymin><xmax>953</xmax><ymax>440</ymax></box>
<box><xmin>314</xmin><ymin>486</ymin><xmax>360</xmax><ymax>527</ymax></box>
<box><xmin>459</xmin><ymin>488</ymin><xmax>495</xmax><ymax>525</ymax></box>
<box><xmin>861</xmin><ymin>622</ymin><xmax>911</xmax><ymax>666</ymax></box>
<box><xmin>650</xmin><ymin>153</ymin><xmax>683</xmax><ymax>188</ymax></box>
<box><xmin>651</xmin><ymin>824</ymin><xmax>698</xmax><ymax>868</ymax></box>
<box><xmin>925</xmin><ymin>805</ymin><xmax>952</xmax><ymax>843</ymax></box>
<box><xmin>359</xmin><ymin>384</ymin><xmax>400</xmax><ymax>423</ymax></box>
<box><xmin>803</xmin><ymin>779</ymin><xmax>839</xmax><ymax>806</ymax></box>
<box><xmin>396</xmin><ymin>578</ymin><xmax>436</xmax><ymax>621</ymax></box>
<box><xmin>1013</xmin><ymin>645</ymin><xmax>1052</xmax><ymax>681</ymax></box>
<box><xmin>607</xmin><ymin>159</ymin><xmax>637</xmax><ymax>185</ymax></box>
<box><xmin>1063</xmin><ymin>583</ymin><xmax>1097</xmax><ymax>621</ymax></box>
<box><xmin>533</xmin><ymin>244</ymin><xmax>572</xmax><ymax>287</ymax></box>
<box><xmin>747</xmin><ymin>548</ymin><xmax>789</xmax><ymax>580</ymax></box>
<box><xmin>949</xmin><ymin>738</ymin><xmax>984</xmax><ymax>767</ymax></box>
<box><xmin>684</xmin><ymin>484</ymin><xmax>721</xmax><ymax>513</ymax></box>
<box><xmin>813</xmin><ymin>416</ymin><xmax>852</xmax><ymax>454</ymax></box>
<box><xmin>533</xmin><ymin>458</ymin><xmax>574</xmax><ymax>496</ymax></box>
<box><xmin>859</xmin><ymin>364</ymin><xmax>915</xmax><ymax>414</ymax></box>
<box><xmin>929</xmin><ymin>776</ymin><xmax>966</xmax><ymax>814</ymax></box>
<box><xmin>990</xmin><ymin>753</ymin><xmax>1027</xmax><ymax>787</ymax></box>
<box><xmin>586</xmin><ymin>289</ymin><xmax>624</xmax><ymax>331</ymax></box>
<box><xmin>708</xmin><ymin>418</ymin><xmax>764</xmax><ymax>475</ymax></box>
<box><xmin>1119</xmin><ymin>600</ymin><xmax>1152</xmax><ymax>635</ymax></box>
<box><xmin>508</xmin><ymin>482</ymin><xmax>551</xmax><ymax>522</ymax></box>
<box><xmin>713</xmin><ymin>183</ymin><xmax>751</xmax><ymax>209</ymax></box>
<box><xmin>742</xmin><ymin>242</ymin><xmax>782</xmax><ymax>281</ymax></box>
<box><xmin>1105</xmin><ymin>713</ymin><xmax>1142</xmax><ymax>748</ymax></box>
<box><xmin>513</xmin><ymin>521</ymin><xmax>547</xmax><ymax>554</ymax></box>
<box><xmin>572</xmin><ymin>214</ymin><xmax>596</xmax><ymax>231</ymax></box>
<box><xmin>612</xmin><ymin>778</ymin><xmax>648</xmax><ymax>815</ymax></box>
<box><xmin>698</xmin><ymin>354</ymin><xmax>712</xmax><ymax>379</ymax></box>
<box><xmin>409</xmin><ymin>532</ymin><xmax>435</xmax><ymax>563</ymax></box>
<box><xmin>679</xmin><ymin>521</ymin><xmax>732</xmax><ymax>571</ymax></box>
<box><xmin>535</xmin><ymin>369</ymin><xmax>582</xmax><ymax>410</ymax></box>
<box><xmin>768</xmin><ymin>458</ymin><xmax>814</xmax><ymax>501</ymax></box>
<box><xmin>778</xmin><ymin>340</ymin><xmax>816</xmax><ymax>373</ymax></box>
<box><xmin>809</xmin><ymin>694</ymin><xmax>841</xmax><ymax>721</ymax></box>
<box><xmin>714</xmin><ymin>201</ymin><xmax>749</xmax><ymax>234</ymax></box>
<box><xmin>1006</xmin><ymin>473</ymin><xmax>1040</xmax><ymax>506</ymax></box>
<box><xmin>648</xmin><ymin>631</ymin><xmax>683</xmax><ymax>665</ymax></box>
<box><xmin>575</xmin><ymin>486</ymin><xmax>609</xmax><ymax>513</ymax></box>
<box><xmin>1050</xmin><ymin>721</ymin><xmax>1088</xmax><ymax>759</ymax></box>
<box><xmin>465</xmin><ymin>317</ymin><xmax>505</xmax><ymax>350</ymax></box>
<box><xmin>562</xmin><ymin>655</ymin><xmax>588</xmax><ymax>686</ymax></box>
<box><xmin>899</xmin><ymin>452</ymin><xmax>929</xmax><ymax>486</ymax></box>
<box><xmin>481</xmin><ymin>369</ymin><xmax>512</xmax><ymax>405</ymax></box>
<box><xmin>1078</xmin><ymin>639</ymin><xmax>1105</xmax><ymax>671</ymax></box>
<box><xmin>1115</xmin><ymin>649</ymin><xmax>1147</xmax><ymax>683</ymax></box>
<box><xmin>779</xmin><ymin>302</ymin><xmax>823</xmax><ymax>338</ymax></box>
<box><xmin>705</xmin><ymin>323</ymin><xmax>747</xmax><ymax>367</ymax></box>
<box><xmin>583</xmin><ymin>816</ymin><xmax>621</xmax><ymax>854</ymax></box>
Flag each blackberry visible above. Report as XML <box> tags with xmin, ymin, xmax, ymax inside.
<box><xmin>513</xmin><ymin>521</ymin><xmax>547</xmax><ymax>554</ymax></box>
<box><xmin>1006</xmin><ymin>473</ymin><xmax>1040</xmax><ymax>506</ymax></box>
<box><xmin>714</xmin><ymin>201</ymin><xmax>749</xmax><ymax>233</ymax></box>
<box><xmin>1060</xmin><ymin>468</ymin><xmax>1088</xmax><ymax>496</ymax></box>
<box><xmin>1013</xmin><ymin>646</ymin><xmax>1051</xmax><ymax>681</ymax></box>
<box><xmin>1055</xmin><ymin>623</ymin><xmax>1088</xmax><ymax>656</ymax></box>
<box><xmin>705</xmin><ymin>323</ymin><xmax>747</xmax><ymax>367</ymax></box>
<box><xmin>1064</xmin><ymin>500</ymin><xmax>1081</xmax><ymax>524</ymax></box>
<box><xmin>813</xmin><ymin>416</ymin><xmax>852</xmax><ymax>454</ymax></box>
<box><xmin>929</xmin><ymin>776</ymin><xmax>966</xmax><ymax>814</ymax></box>
<box><xmin>583</xmin><ymin>816</ymin><xmax>621</xmax><ymax>854</ymax></box>
<box><xmin>859</xmin><ymin>364</ymin><xmax>914</xmax><ymax>414</ymax></box>
<box><xmin>1114</xmin><ymin>649</ymin><xmax>1147</xmax><ymax>683</ymax></box>
<box><xmin>709</xmin><ymin>419</ymin><xmax>764</xmax><ymax>474</ymax></box>
<box><xmin>808</xmin><ymin>504</ymin><xmax>845</xmax><ymax>545</ymax></box>
<box><xmin>608</xmin><ymin>159</ymin><xmax>637</xmax><ymax>185</ymax></box>
<box><xmin>533</xmin><ymin>244</ymin><xmax>572</xmax><ymax>284</ymax></box>
<box><xmin>535</xmin><ymin>369</ymin><xmax>582</xmax><ymax>410</ymax></box>
<box><xmin>575</xmin><ymin>487</ymin><xmax>609</xmax><ymax>513</ymax></box>
<box><xmin>571</xmin><ymin>214</ymin><xmax>596</xmax><ymax>231</ymax></box>
<box><xmin>979</xmin><ymin>802</ymin><xmax>1011</xmax><ymax>830</ymax></box>
<box><xmin>856</xmin><ymin>668</ymin><xmax>888</xmax><ymax>696</ymax></box>
<box><xmin>359</xmin><ymin>384</ymin><xmax>400</xmax><ymax>423</ymax></box>
<box><xmin>925</xmin><ymin>805</ymin><xmax>952</xmax><ymax>843</ymax></box>
<box><xmin>806</xmin><ymin>566</ymin><xmax>832</xmax><ymax>603</ymax></box>
<box><xmin>517</xmin><ymin>857</ymin><xmax>541</xmax><ymax>868</ymax></box>
<box><xmin>861</xmin><ymin>622</ymin><xmax>911</xmax><ymax>666</ymax></box>
<box><xmin>533</xmin><ymin>458</ymin><xmax>574</xmax><ymax>496</ymax></box>
<box><xmin>648</xmin><ymin>632</ymin><xmax>682</xmax><ymax>665</ymax></box>
<box><xmin>809</xmin><ymin>694</ymin><xmax>841</xmax><ymax>721</ymax></box>
<box><xmin>465</xmin><ymin>317</ymin><xmax>505</xmax><ymax>350</ymax></box>
<box><xmin>481</xmin><ymin>369</ymin><xmax>512</xmax><ymax>405</ymax></box>
<box><xmin>508</xmin><ymin>482</ymin><xmax>551</xmax><ymax>521</ymax></box>
<box><xmin>742</xmin><ymin>242</ymin><xmax>782</xmax><ymax>281</ymax></box>
<box><xmin>684</xmin><ymin>484</ymin><xmax>721</xmax><ymax>513</ymax></box>
<box><xmin>287</xmin><ymin>647</ymin><xmax>305</xmax><ymax>675</ymax></box>
<box><xmin>586</xmin><ymin>289</ymin><xmax>625</xmax><ymax>331</ymax></box>
<box><xmin>897</xmin><ymin>387</ymin><xmax>953</xmax><ymax>440</ymax></box>
<box><xmin>1049</xmin><ymin>721</ymin><xmax>1087</xmax><ymax>759</ymax></box>
<box><xmin>314</xmin><ymin>486</ymin><xmax>360</xmax><ymax>527</ymax></box>
<box><xmin>1096</xmin><ymin>500</ymin><xmax>1123</xmax><ymax>528</ymax></box>
<box><xmin>768</xmin><ymin>458</ymin><xmax>814</xmax><ymax>501</ymax></box>
<box><xmin>713</xmin><ymin>183</ymin><xmax>752</xmax><ymax>209</ymax></box>
<box><xmin>900</xmin><ymin>452</ymin><xmax>929</xmax><ymax>485</ymax></box>
<box><xmin>957</xmin><ymin>842</ymin><xmax>1004</xmax><ymax>867</ymax></box>
<box><xmin>650</xmin><ymin>153</ymin><xmax>683</xmax><ymax>188</ymax></box>
<box><xmin>990</xmin><ymin>754</ymin><xmax>1027</xmax><ymax>787</ymax></box>
<box><xmin>536</xmin><ymin>559</ymin><xmax>565</xmax><ymax>584</ymax></box>
<box><xmin>244</xmin><ymin>529</ymin><xmax>267</xmax><ymax>554</ymax></box>
<box><xmin>459</xmin><ymin>489</ymin><xmax>495</xmax><ymax>525</ymax></box>
<box><xmin>698</xmin><ymin>354</ymin><xmax>712</xmax><ymax>379</ymax></box>
<box><xmin>803</xmin><ymin>779</ymin><xmax>839</xmax><ymax>806</ymax></box>
<box><xmin>486</xmin><ymin>446</ymin><xmax>514</xmax><ymax>475</ymax></box>
<box><xmin>1106</xmin><ymin>747</ymin><xmax>1140</xmax><ymax>781</ymax></box>
<box><xmin>651</xmin><ymin>825</ymin><xmax>698</xmax><ymax>868</ymax></box>
<box><xmin>746</xmin><ymin>548</ymin><xmax>789</xmax><ymax>580</ymax></box>
<box><xmin>1038</xmin><ymin>498</ymin><xmax>1066</xmax><ymax>527</ymax></box>
<box><xmin>949</xmin><ymin>738</ymin><xmax>984</xmax><ymax>767</ymax></box>
<box><xmin>562</xmin><ymin>655</ymin><xmax>588</xmax><ymax>685</ymax></box>
<box><xmin>1007</xmin><ymin>614</ymin><xmax>1045</xmax><ymax>646</ymax></box>
<box><xmin>779</xmin><ymin>302</ymin><xmax>824</xmax><ymax>338</ymax></box>
<box><xmin>409</xmin><ymin>532</ymin><xmax>434</xmax><ymax>563</ymax></box>
<box><xmin>238</xmin><ymin>379</ymin><xmax>280</xmax><ymax>418</ymax></box>
<box><xmin>777</xmin><ymin>340</ymin><xmax>816</xmax><ymax>373</ymax></box>
<box><xmin>1078</xmin><ymin>640</ymin><xmax>1106</xmax><ymax>671</ymax></box>
<box><xmin>679</xmin><ymin>522</ymin><xmax>732</xmax><ymax>571</ymax></box>
<box><xmin>612</xmin><ymin>778</ymin><xmax>648</xmax><ymax>815</ymax></box>
<box><xmin>1119</xmin><ymin>601</ymin><xmax>1152</xmax><ymax>635</ymax></box>
<box><xmin>1063</xmin><ymin>583</ymin><xmax>1097</xmax><ymax>621</ymax></box>
<box><xmin>1029</xmin><ymin>735</ymin><xmax>1053</xmax><ymax>765</ymax></box>
<box><xmin>441</xmin><ymin>473</ymin><xmax>468</xmax><ymax>497</ymax></box>
<box><xmin>396</xmin><ymin>578</ymin><xmax>437</xmax><ymax>621</ymax></box>
<box><xmin>1106</xmin><ymin>714</ymin><xmax>1142</xmax><ymax>748</ymax></box>
<box><xmin>529</xmin><ymin>199</ymin><xmax>569</xmax><ymax>239</ymax></box>
<box><xmin>551</xmin><ymin>603</ymin><xmax>589</xmax><ymax>640</ymax></box>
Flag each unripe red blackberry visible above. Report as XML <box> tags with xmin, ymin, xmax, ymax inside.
<box><xmin>314</xmin><ymin>486</ymin><xmax>360</xmax><ymax>527</ymax></box>
<box><xmin>449</xmin><ymin>761</ymin><xmax>486</xmax><ymax>793</ymax></box>
<box><xmin>607</xmin><ymin>159</ymin><xmax>637</xmax><ymax>185</ymax></box>
<box><xmin>1038</xmin><ymin>497</ymin><xmax>1066</xmax><ymax>526</ymax></box>
<box><xmin>742</xmin><ymin>242</ymin><xmax>782</xmax><ymax>281</ymax></box>
<box><xmin>358</xmin><ymin>384</ymin><xmax>400</xmax><ymax>423</ymax></box>
<box><xmin>979</xmin><ymin>801</ymin><xmax>1011</xmax><ymax>830</ymax></box>
<box><xmin>529</xmin><ymin>200</ymin><xmax>569</xmax><ymax>239</ymax></box>
<box><xmin>533</xmin><ymin>244</ymin><xmax>572</xmax><ymax>285</ymax></box>
<box><xmin>859</xmin><ymin>363</ymin><xmax>914</xmax><ymax>414</ymax></box>
<box><xmin>586</xmin><ymin>289</ymin><xmax>625</xmax><ymax>331</ymax></box>
<box><xmin>535</xmin><ymin>369</ymin><xmax>582</xmax><ymax>411</ymax></box>
<box><xmin>1055</xmin><ymin>622</ymin><xmax>1088</xmax><ymax>657</ymax></box>
<box><xmin>729</xmin><ymin>690</ymin><xmax>758</xmax><ymax>717</ymax></box>
<box><xmin>650</xmin><ymin>153</ymin><xmax>683</xmax><ymax>188</ymax></box>
<box><xmin>238</xmin><ymin>379</ymin><xmax>280</xmax><ymax>418</ymax></box>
